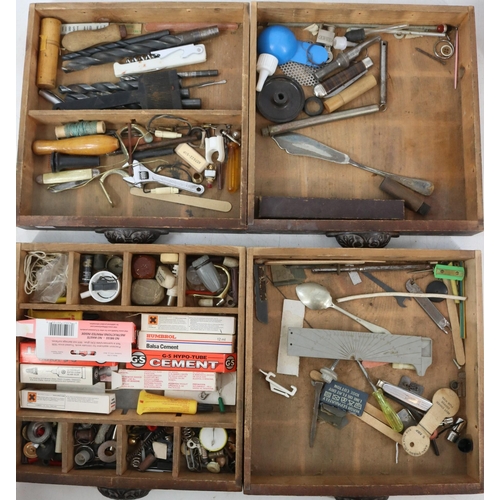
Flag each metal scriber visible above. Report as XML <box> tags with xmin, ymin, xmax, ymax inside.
<box><xmin>405</xmin><ymin>279</ymin><xmax>451</xmax><ymax>334</ymax></box>
<box><xmin>310</xmin><ymin>375</ymin><xmax>324</xmax><ymax>447</ymax></box>
<box><xmin>272</xmin><ymin>133</ymin><xmax>434</xmax><ymax>196</ymax></box>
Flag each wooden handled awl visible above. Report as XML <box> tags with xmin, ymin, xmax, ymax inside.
<box><xmin>61</xmin><ymin>25</ymin><xmax>127</xmax><ymax>52</ymax></box>
<box><xmin>32</xmin><ymin>135</ymin><xmax>119</xmax><ymax>155</ymax></box>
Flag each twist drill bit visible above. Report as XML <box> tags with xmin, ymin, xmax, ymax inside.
<box><xmin>62</xmin><ymin>29</ymin><xmax>173</xmax><ymax>60</ymax></box>
<box><xmin>62</xmin><ymin>26</ymin><xmax>220</xmax><ymax>72</ymax></box>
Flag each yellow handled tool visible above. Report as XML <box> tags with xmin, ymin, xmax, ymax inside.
<box><xmin>32</xmin><ymin>135</ymin><xmax>119</xmax><ymax>156</ymax></box>
<box><xmin>356</xmin><ymin>360</ymin><xmax>403</xmax><ymax>433</ymax></box>
<box><xmin>226</xmin><ymin>140</ymin><xmax>241</xmax><ymax>193</ymax></box>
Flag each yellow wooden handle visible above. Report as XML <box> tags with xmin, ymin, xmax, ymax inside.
<box><xmin>36</xmin><ymin>18</ymin><xmax>61</xmax><ymax>90</ymax></box>
<box><xmin>324</xmin><ymin>74</ymin><xmax>378</xmax><ymax>114</ymax></box>
<box><xmin>61</xmin><ymin>24</ymin><xmax>127</xmax><ymax>52</ymax></box>
<box><xmin>32</xmin><ymin>135</ymin><xmax>119</xmax><ymax>155</ymax></box>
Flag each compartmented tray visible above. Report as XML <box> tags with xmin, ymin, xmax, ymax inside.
<box><xmin>16</xmin><ymin>2</ymin><xmax>250</xmax><ymax>233</ymax></box>
<box><xmin>16</xmin><ymin>243</ymin><xmax>245</xmax><ymax>492</ymax></box>
<box><xmin>244</xmin><ymin>247</ymin><xmax>483</xmax><ymax>496</ymax></box>
<box><xmin>248</xmin><ymin>2</ymin><xmax>483</xmax><ymax>237</ymax></box>
<box><xmin>16</xmin><ymin>2</ymin><xmax>482</xmax><ymax>242</ymax></box>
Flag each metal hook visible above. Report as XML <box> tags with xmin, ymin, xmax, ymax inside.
<box><xmin>259</xmin><ymin>370</ymin><xmax>297</xmax><ymax>398</ymax></box>
<box><xmin>99</xmin><ymin>168</ymin><xmax>129</xmax><ymax>207</ymax></box>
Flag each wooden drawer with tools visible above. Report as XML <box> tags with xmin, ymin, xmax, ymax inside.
<box><xmin>16</xmin><ymin>2</ymin><xmax>250</xmax><ymax>234</ymax></box>
<box><xmin>244</xmin><ymin>247</ymin><xmax>483</xmax><ymax>496</ymax></box>
<box><xmin>16</xmin><ymin>243</ymin><xmax>245</xmax><ymax>493</ymax></box>
<box><xmin>248</xmin><ymin>2</ymin><xmax>483</xmax><ymax>241</ymax></box>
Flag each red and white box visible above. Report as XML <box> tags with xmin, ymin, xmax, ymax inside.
<box><xmin>125</xmin><ymin>349</ymin><xmax>236</xmax><ymax>373</ymax></box>
<box><xmin>111</xmin><ymin>369</ymin><xmax>217</xmax><ymax>391</ymax></box>
<box><xmin>16</xmin><ymin>319</ymin><xmax>136</xmax><ymax>362</ymax></box>
<box><xmin>19</xmin><ymin>341</ymin><xmax>118</xmax><ymax>367</ymax></box>
<box><xmin>19</xmin><ymin>389</ymin><xmax>116</xmax><ymax>414</ymax></box>
<box><xmin>141</xmin><ymin>314</ymin><xmax>236</xmax><ymax>334</ymax></box>
<box><xmin>20</xmin><ymin>364</ymin><xmax>100</xmax><ymax>386</ymax></box>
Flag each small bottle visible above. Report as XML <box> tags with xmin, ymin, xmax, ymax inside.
<box><xmin>192</xmin><ymin>255</ymin><xmax>223</xmax><ymax>293</ymax></box>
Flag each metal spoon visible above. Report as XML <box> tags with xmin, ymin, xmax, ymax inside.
<box><xmin>296</xmin><ymin>282</ymin><xmax>391</xmax><ymax>334</ymax></box>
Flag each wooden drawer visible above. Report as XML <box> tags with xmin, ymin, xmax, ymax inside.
<box><xmin>248</xmin><ymin>2</ymin><xmax>483</xmax><ymax>236</ymax></box>
<box><xmin>16</xmin><ymin>2</ymin><xmax>250</xmax><ymax>232</ymax></box>
<box><xmin>16</xmin><ymin>2</ymin><xmax>482</xmax><ymax>241</ymax></box>
<box><xmin>16</xmin><ymin>243</ymin><xmax>245</xmax><ymax>492</ymax></box>
<box><xmin>15</xmin><ymin>243</ymin><xmax>484</xmax><ymax>496</ymax></box>
<box><xmin>244</xmin><ymin>247</ymin><xmax>483</xmax><ymax>496</ymax></box>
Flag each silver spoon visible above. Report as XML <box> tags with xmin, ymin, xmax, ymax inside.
<box><xmin>296</xmin><ymin>282</ymin><xmax>391</xmax><ymax>334</ymax></box>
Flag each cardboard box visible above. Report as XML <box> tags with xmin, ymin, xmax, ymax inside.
<box><xmin>16</xmin><ymin>319</ymin><xmax>136</xmax><ymax>362</ymax></box>
<box><xmin>163</xmin><ymin>372</ymin><xmax>237</xmax><ymax>405</ymax></box>
<box><xmin>20</xmin><ymin>364</ymin><xmax>100</xmax><ymax>386</ymax></box>
<box><xmin>111</xmin><ymin>369</ymin><xmax>217</xmax><ymax>391</ymax></box>
<box><xmin>137</xmin><ymin>331</ymin><xmax>235</xmax><ymax>353</ymax></box>
<box><xmin>19</xmin><ymin>341</ymin><xmax>118</xmax><ymax>367</ymax></box>
<box><xmin>19</xmin><ymin>389</ymin><xmax>116</xmax><ymax>414</ymax></box>
<box><xmin>126</xmin><ymin>349</ymin><xmax>237</xmax><ymax>373</ymax></box>
<box><xmin>141</xmin><ymin>314</ymin><xmax>236</xmax><ymax>334</ymax></box>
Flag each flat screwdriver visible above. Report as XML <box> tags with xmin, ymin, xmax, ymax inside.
<box><xmin>356</xmin><ymin>360</ymin><xmax>403</xmax><ymax>433</ymax></box>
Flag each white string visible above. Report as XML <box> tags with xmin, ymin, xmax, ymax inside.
<box><xmin>336</xmin><ymin>291</ymin><xmax>466</xmax><ymax>303</ymax></box>
<box><xmin>23</xmin><ymin>251</ymin><xmax>61</xmax><ymax>294</ymax></box>
<box><xmin>395</xmin><ymin>442</ymin><xmax>399</xmax><ymax>464</ymax></box>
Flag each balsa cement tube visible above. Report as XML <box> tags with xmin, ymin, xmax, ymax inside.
<box><xmin>136</xmin><ymin>390</ymin><xmax>213</xmax><ymax>415</ymax></box>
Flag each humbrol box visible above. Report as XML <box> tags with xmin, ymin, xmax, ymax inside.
<box><xmin>137</xmin><ymin>331</ymin><xmax>235</xmax><ymax>353</ymax></box>
<box><xmin>126</xmin><ymin>349</ymin><xmax>237</xmax><ymax>373</ymax></box>
<box><xmin>141</xmin><ymin>314</ymin><xmax>236</xmax><ymax>334</ymax></box>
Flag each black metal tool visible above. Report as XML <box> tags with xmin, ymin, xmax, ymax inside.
<box><xmin>362</xmin><ymin>271</ymin><xmax>408</xmax><ymax>308</ymax></box>
<box><xmin>254</xmin><ymin>264</ymin><xmax>268</xmax><ymax>324</ymax></box>
<box><xmin>54</xmin><ymin>70</ymin><xmax>190</xmax><ymax>110</ymax></box>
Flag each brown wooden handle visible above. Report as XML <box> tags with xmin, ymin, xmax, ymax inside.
<box><xmin>61</xmin><ymin>24</ymin><xmax>127</xmax><ymax>52</ymax></box>
<box><xmin>32</xmin><ymin>135</ymin><xmax>119</xmax><ymax>155</ymax></box>
<box><xmin>324</xmin><ymin>74</ymin><xmax>377</xmax><ymax>114</ymax></box>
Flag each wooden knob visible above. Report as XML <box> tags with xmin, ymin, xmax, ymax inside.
<box><xmin>32</xmin><ymin>135</ymin><xmax>119</xmax><ymax>155</ymax></box>
<box><xmin>61</xmin><ymin>24</ymin><xmax>127</xmax><ymax>52</ymax></box>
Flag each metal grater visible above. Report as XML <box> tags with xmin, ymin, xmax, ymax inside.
<box><xmin>279</xmin><ymin>62</ymin><xmax>322</xmax><ymax>86</ymax></box>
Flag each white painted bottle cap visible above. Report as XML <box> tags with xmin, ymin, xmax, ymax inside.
<box><xmin>256</xmin><ymin>53</ymin><xmax>279</xmax><ymax>92</ymax></box>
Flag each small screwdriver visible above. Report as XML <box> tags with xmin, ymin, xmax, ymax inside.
<box><xmin>226</xmin><ymin>139</ymin><xmax>241</xmax><ymax>193</ymax></box>
<box><xmin>356</xmin><ymin>360</ymin><xmax>403</xmax><ymax>433</ymax></box>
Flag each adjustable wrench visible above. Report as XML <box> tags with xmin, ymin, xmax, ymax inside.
<box><xmin>123</xmin><ymin>160</ymin><xmax>205</xmax><ymax>195</ymax></box>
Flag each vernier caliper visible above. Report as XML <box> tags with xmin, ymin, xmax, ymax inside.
<box><xmin>123</xmin><ymin>160</ymin><xmax>205</xmax><ymax>195</ymax></box>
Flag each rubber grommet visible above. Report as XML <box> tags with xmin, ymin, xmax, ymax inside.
<box><xmin>303</xmin><ymin>96</ymin><xmax>324</xmax><ymax>116</ymax></box>
<box><xmin>425</xmin><ymin>280</ymin><xmax>448</xmax><ymax>302</ymax></box>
